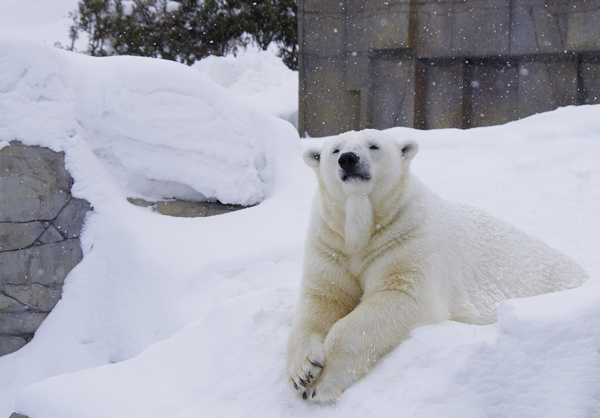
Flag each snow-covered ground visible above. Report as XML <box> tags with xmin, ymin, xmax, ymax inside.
<box><xmin>1</xmin><ymin>16</ymin><xmax>600</xmax><ymax>418</ymax></box>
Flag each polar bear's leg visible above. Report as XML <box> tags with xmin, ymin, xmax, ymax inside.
<box><xmin>286</xmin><ymin>291</ymin><xmax>354</xmax><ymax>399</ymax></box>
<box><xmin>311</xmin><ymin>290</ymin><xmax>442</xmax><ymax>404</ymax></box>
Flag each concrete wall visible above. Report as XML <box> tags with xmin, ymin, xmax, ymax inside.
<box><xmin>298</xmin><ymin>0</ymin><xmax>600</xmax><ymax>136</ymax></box>
<box><xmin>0</xmin><ymin>142</ymin><xmax>92</xmax><ymax>357</ymax></box>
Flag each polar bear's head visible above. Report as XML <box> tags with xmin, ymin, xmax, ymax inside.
<box><xmin>303</xmin><ymin>130</ymin><xmax>419</xmax><ymax>199</ymax></box>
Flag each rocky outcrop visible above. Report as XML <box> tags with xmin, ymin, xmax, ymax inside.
<box><xmin>0</xmin><ymin>142</ymin><xmax>92</xmax><ymax>357</ymax></box>
<box><xmin>0</xmin><ymin>141</ymin><xmax>251</xmax><ymax>358</ymax></box>
<box><xmin>127</xmin><ymin>198</ymin><xmax>246</xmax><ymax>217</ymax></box>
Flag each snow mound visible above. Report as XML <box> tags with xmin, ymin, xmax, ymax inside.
<box><xmin>192</xmin><ymin>47</ymin><xmax>298</xmax><ymax>127</ymax></box>
<box><xmin>0</xmin><ymin>32</ymin><xmax>300</xmax><ymax>205</ymax></box>
<box><xmin>0</xmin><ymin>32</ymin><xmax>309</xmax><ymax>418</ymax></box>
<box><xmin>17</xmin><ymin>281</ymin><xmax>600</xmax><ymax>418</ymax></box>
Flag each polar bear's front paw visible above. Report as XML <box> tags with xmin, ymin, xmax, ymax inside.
<box><xmin>288</xmin><ymin>356</ymin><xmax>324</xmax><ymax>398</ymax></box>
<box><xmin>287</xmin><ymin>338</ymin><xmax>325</xmax><ymax>399</ymax></box>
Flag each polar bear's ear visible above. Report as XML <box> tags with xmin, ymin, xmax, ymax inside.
<box><xmin>303</xmin><ymin>147</ymin><xmax>321</xmax><ymax>168</ymax></box>
<box><xmin>398</xmin><ymin>140</ymin><xmax>419</xmax><ymax>161</ymax></box>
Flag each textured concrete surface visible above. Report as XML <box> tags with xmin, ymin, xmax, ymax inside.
<box><xmin>299</xmin><ymin>0</ymin><xmax>600</xmax><ymax>135</ymax></box>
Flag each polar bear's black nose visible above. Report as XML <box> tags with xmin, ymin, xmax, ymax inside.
<box><xmin>339</xmin><ymin>152</ymin><xmax>359</xmax><ymax>171</ymax></box>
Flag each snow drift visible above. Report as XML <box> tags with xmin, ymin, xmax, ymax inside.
<box><xmin>0</xmin><ymin>31</ymin><xmax>299</xmax><ymax>205</ymax></box>
<box><xmin>192</xmin><ymin>47</ymin><xmax>299</xmax><ymax>128</ymax></box>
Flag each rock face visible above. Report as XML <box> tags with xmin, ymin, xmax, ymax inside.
<box><xmin>0</xmin><ymin>142</ymin><xmax>92</xmax><ymax>357</ymax></box>
<box><xmin>127</xmin><ymin>198</ymin><xmax>247</xmax><ymax>217</ymax></box>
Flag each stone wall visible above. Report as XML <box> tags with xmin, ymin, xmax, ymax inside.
<box><xmin>298</xmin><ymin>0</ymin><xmax>600</xmax><ymax>137</ymax></box>
<box><xmin>0</xmin><ymin>142</ymin><xmax>91</xmax><ymax>357</ymax></box>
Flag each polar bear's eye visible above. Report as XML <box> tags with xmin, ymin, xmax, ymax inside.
<box><xmin>369</xmin><ymin>145</ymin><xmax>379</xmax><ymax>150</ymax></box>
<box><xmin>332</xmin><ymin>149</ymin><xmax>340</xmax><ymax>154</ymax></box>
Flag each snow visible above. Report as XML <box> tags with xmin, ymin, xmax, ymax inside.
<box><xmin>121</xmin><ymin>1</ymin><xmax>182</xmax><ymax>16</ymax></box>
<box><xmin>166</xmin><ymin>1</ymin><xmax>181</xmax><ymax>13</ymax></box>
<box><xmin>0</xmin><ymin>31</ymin><xmax>298</xmax><ymax>205</ymax></box>
<box><xmin>121</xmin><ymin>1</ymin><xmax>136</xmax><ymax>16</ymax></box>
<box><xmin>192</xmin><ymin>47</ymin><xmax>299</xmax><ymax>128</ymax></box>
<box><xmin>1</xmin><ymin>24</ymin><xmax>600</xmax><ymax>418</ymax></box>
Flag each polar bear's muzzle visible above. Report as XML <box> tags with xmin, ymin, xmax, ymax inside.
<box><xmin>338</xmin><ymin>152</ymin><xmax>371</xmax><ymax>182</ymax></box>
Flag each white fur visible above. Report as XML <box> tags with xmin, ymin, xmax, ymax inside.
<box><xmin>287</xmin><ymin>130</ymin><xmax>588</xmax><ymax>404</ymax></box>
<box><xmin>344</xmin><ymin>194</ymin><xmax>373</xmax><ymax>252</ymax></box>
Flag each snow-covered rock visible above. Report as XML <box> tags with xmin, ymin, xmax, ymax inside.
<box><xmin>0</xmin><ymin>32</ymin><xmax>300</xmax><ymax>206</ymax></box>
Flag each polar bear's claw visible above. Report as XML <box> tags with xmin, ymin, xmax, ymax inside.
<box><xmin>301</xmin><ymin>389</ymin><xmax>317</xmax><ymax>401</ymax></box>
<box><xmin>310</xmin><ymin>360</ymin><xmax>323</xmax><ymax>368</ymax></box>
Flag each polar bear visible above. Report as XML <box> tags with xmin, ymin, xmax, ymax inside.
<box><xmin>286</xmin><ymin>130</ymin><xmax>588</xmax><ymax>404</ymax></box>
